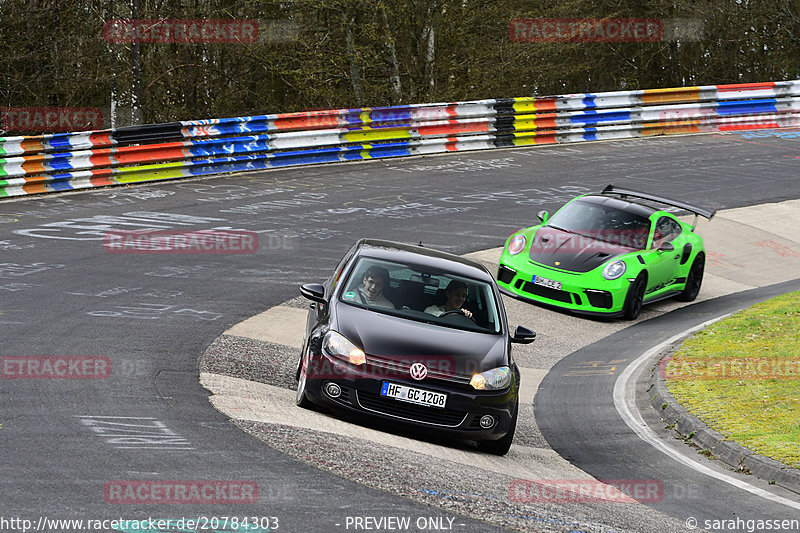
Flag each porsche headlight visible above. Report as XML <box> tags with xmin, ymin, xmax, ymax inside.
<box><xmin>602</xmin><ymin>260</ymin><xmax>627</xmax><ymax>280</ymax></box>
<box><xmin>507</xmin><ymin>234</ymin><xmax>526</xmax><ymax>255</ymax></box>
<box><xmin>323</xmin><ymin>330</ymin><xmax>366</xmax><ymax>366</ymax></box>
<box><xmin>470</xmin><ymin>366</ymin><xmax>512</xmax><ymax>390</ymax></box>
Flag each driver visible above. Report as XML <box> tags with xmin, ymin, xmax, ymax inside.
<box><xmin>425</xmin><ymin>280</ymin><xmax>473</xmax><ymax>319</ymax></box>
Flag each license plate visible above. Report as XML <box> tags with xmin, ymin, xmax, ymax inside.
<box><xmin>380</xmin><ymin>382</ymin><xmax>447</xmax><ymax>409</ymax></box>
<box><xmin>533</xmin><ymin>274</ymin><xmax>562</xmax><ymax>290</ymax></box>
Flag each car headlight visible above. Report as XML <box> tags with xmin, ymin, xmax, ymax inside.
<box><xmin>323</xmin><ymin>330</ymin><xmax>366</xmax><ymax>366</ymax></box>
<box><xmin>507</xmin><ymin>234</ymin><xmax>526</xmax><ymax>255</ymax></box>
<box><xmin>470</xmin><ymin>366</ymin><xmax>512</xmax><ymax>390</ymax></box>
<box><xmin>602</xmin><ymin>260</ymin><xmax>627</xmax><ymax>280</ymax></box>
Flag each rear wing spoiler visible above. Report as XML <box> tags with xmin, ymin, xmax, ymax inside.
<box><xmin>602</xmin><ymin>185</ymin><xmax>716</xmax><ymax>220</ymax></box>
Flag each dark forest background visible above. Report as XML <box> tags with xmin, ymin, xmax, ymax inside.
<box><xmin>1</xmin><ymin>0</ymin><xmax>799</xmax><ymax>131</ymax></box>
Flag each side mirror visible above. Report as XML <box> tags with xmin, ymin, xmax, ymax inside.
<box><xmin>537</xmin><ymin>210</ymin><xmax>549</xmax><ymax>224</ymax></box>
<box><xmin>657</xmin><ymin>242</ymin><xmax>675</xmax><ymax>253</ymax></box>
<box><xmin>511</xmin><ymin>325</ymin><xmax>536</xmax><ymax>344</ymax></box>
<box><xmin>300</xmin><ymin>283</ymin><xmax>326</xmax><ymax>304</ymax></box>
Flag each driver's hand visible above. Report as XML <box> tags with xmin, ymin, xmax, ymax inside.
<box><xmin>461</xmin><ymin>308</ymin><xmax>473</xmax><ymax>318</ymax></box>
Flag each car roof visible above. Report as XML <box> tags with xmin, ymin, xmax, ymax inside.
<box><xmin>575</xmin><ymin>194</ymin><xmax>659</xmax><ymax>218</ymax></box>
<box><xmin>353</xmin><ymin>239</ymin><xmax>494</xmax><ymax>282</ymax></box>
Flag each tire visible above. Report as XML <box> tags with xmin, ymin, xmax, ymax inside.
<box><xmin>622</xmin><ymin>273</ymin><xmax>646</xmax><ymax>320</ymax></box>
<box><xmin>677</xmin><ymin>254</ymin><xmax>704</xmax><ymax>302</ymax></box>
<box><xmin>477</xmin><ymin>402</ymin><xmax>517</xmax><ymax>456</ymax></box>
<box><xmin>295</xmin><ymin>345</ymin><xmax>313</xmax><ymax>409</ymax></box>
<box><xmin>294</xmin><ymin>342</ymin><xmax>304</xmax><ymax>380</ymax></box>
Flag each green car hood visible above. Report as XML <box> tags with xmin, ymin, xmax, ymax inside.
<box><xmin>528</xmin><ymin>226</ymin><xmax>641</xmax><ymax>273</ymax></box>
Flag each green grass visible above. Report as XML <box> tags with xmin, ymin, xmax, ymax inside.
<box><xmin>665</xmin><ymin>291</ymin><xmax>800</xmax><ymax>469</ymax></box>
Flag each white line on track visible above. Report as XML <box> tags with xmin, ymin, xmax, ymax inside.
<box><xmin>613</xmin><ymin>314</ymin><xmax>800</xmax><ymax>511</ymax></box>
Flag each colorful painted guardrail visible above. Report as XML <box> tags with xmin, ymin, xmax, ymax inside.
<box><xmin>2</xmin><ymin>80</ymin><xmax>799</xmax><ymax>198</ymax></box>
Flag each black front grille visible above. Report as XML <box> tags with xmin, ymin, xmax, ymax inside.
<box><xmin>585</xmin><ymin>290</ymin><xmax>613</xmax><ymax>309</ymax></box>
<box><xmin>356</xmin><ymin>391</ymin><xmax>467</xmax><ymax>427</ymax></box>
<box><xmin>497</xmin><ymin>265</ymin><xmax>516</xmax><ymax>284</ymax></box>
<box><xmin>519</xmin><ymin>281</ymin><xmax>573</xmax><ymax>304</ymax></box>
<box><xmin>365</xmin><ymin>355</ymin><xmax>472</xmax><ymax>388</ymax></box>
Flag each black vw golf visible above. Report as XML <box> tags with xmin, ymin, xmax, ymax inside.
<box><xmin>296</xmin><ymin>239</ymin><xmax>535</xmax><ymax>455</ymax></box>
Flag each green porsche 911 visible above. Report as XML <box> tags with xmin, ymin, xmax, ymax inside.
<box><xmin>497</xmin><ymin>185</ymin><xmax>716</xmax><ymax>320</ymax></box>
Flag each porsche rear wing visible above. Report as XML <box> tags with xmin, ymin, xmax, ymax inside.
<box><xmin>602</xmin><ymin>185</ymin><xmax>716</xmax><ymax>220</ymax></box>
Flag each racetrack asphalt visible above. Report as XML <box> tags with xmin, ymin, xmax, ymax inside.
<box><xmin>201</xmin><ymin>199</ymin><xmax>800</xmax><ymax>531</ymax></box>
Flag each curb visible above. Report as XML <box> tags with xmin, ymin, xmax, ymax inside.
<box><xmin>649</xmin><ymin>342</ymin><xmax>800</xmax><ymax>495</ymax></box>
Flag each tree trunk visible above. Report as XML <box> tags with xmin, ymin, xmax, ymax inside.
<box><xmin>343</xmin><ymin>11</ymin><xmax>362</xmax><ymax>106</ymax></box>
<box><xmin>130</xmin><ymin>0</ymin><xmax>142</xmax><ymax>125</ymax></box>
<box><xmin>106</xmin><ymin>0</ymin><xmax>118</xmax><ymax>128</ymax></box>
<box><xmin>422</xmin><ymin>0</ymin><xmax>437</xmax><ymax>94</ymax></box>
<box><xmin>380</xmin><ymin>2</ymin><xmax>402</xmax><ymax>103</ymax></box>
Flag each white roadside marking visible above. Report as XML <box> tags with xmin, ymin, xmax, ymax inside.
<box><xmin>75</xmin><ymin>415</ymin><xmax>195</xmax><ymax>450</ymax></box>
<box><xmin>613</xmin><ymin>314</ymin><xmax>800</xmax><ymax>511</ymax></box>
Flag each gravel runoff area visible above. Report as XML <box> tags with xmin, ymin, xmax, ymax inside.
<box><xmin>198</xmin><ymin>201</ymin><xmax>800</xmax><ymax>532</ymax></box>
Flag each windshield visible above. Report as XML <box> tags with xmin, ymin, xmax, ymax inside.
<box><xmin>339</xmin><ymin>257</ymin><xmax>501</xmax><ymax>334</ymax></box>
<box><xmin>547</xmin><ymin>199</ymin><xmax>651</xmax><ymax>250</ymax></box>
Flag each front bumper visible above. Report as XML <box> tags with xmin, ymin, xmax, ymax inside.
<box><xmin>304</xmin><ymin>352</ymin><xmax>517</xmax><ymax>441</ymax></box>
<box><xmin>496</xmin><ymin>260</ymin><xmax>631</xmax><ymax>316</ymax></box>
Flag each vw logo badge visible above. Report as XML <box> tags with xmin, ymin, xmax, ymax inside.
<box><xmin>409</xmin><ymin>362</ymin><xmax>428</xmax><ymax>381</ymax></box>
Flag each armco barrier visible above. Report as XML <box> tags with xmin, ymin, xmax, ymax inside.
<box><xmin>2</xmin><ymin>80</ymin><xmax>800</xmax><ymax>198</ymax></box>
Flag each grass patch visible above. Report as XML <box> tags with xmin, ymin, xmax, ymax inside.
<box><xmin>665</xmin><ymin>291</ymin><xmax>800</xmax><ymax>469</ymax></box>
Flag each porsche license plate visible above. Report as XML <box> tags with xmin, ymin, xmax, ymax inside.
<box><xmin>381</xmin><ymin>382</ymin><xmax>446</xmax><ymax>408</ymax></box>
<box><xmin>533</xmin><ymin>274</ymin><xmax>562</xmax><ymax>291</ymax></box>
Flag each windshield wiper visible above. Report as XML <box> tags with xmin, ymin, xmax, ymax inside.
<box><xmin>548</xmin><ymin>225</ymin><xmax>596</xmax><ymax>240</ymax></box>
<box><xmin>547</xmin><ymin>224</ymin><xmax>575</xmax><ymax>234</ymax></box>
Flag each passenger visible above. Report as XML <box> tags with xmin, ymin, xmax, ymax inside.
<box><xmin>425</xmin><ymin>280</ymin><xmax>473</xmax><ymax>319</ymax></box>
<box><xmin>356</xmin><ymin>265</ymin><xmax>395</xmax><ymax>309</ymax></box>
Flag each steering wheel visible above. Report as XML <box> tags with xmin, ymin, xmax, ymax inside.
<box><xmin>439</xmin><ymin>309</ymin><xmax>476</xmax><ymax>323</ymax></box>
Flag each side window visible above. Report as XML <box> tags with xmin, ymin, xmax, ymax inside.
<box><xmin>652</xmin><ymin>216</ymin><xmax>682</xmax><ymax>248</ymax></box>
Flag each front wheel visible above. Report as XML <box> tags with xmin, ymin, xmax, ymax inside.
<box><xmin>677</xmin><ymin>254</ymin><xmax>704</xmax><ymax>302</ymax></box>
<box><xmin>295</xmin><ymin>346</ymin><xmax>313</xmax><ymax>409</ymax></box>
<box><xmin>477</xmin><ymin>402</ymin><xmax>517</xmax><ymax>456</ymax></box>
<box><xmin>622</xmin><ymin>273</ymin><xmax>646</xmax><ymax>320</ymax></box>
